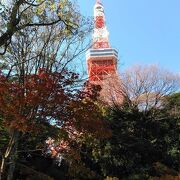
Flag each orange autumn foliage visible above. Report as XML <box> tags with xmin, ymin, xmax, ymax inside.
<box><xmin>0</xmin><ymin>71</ymin><xmax>109</xmax><ymax>138</ymax></box>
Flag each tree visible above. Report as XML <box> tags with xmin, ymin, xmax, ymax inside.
<box><xmin>0</xmin><ymin>0</ymin><xmax>80</xmax><ymax>55</ymax></box>
<box><xmin>163</xmin><ymin>92</ymin><xmax>180</xmax><ymax>116</ymax></box>
<box><xmin>0</xmin><ymin>71</ymin><xmax>73</xmax><ymax>178</ymax></box>
<box><xmin>0</xmin><ymin>1</ymin><xmax>96</xmax><ymax>178</ymax></box>
<box><xmin>121</xmin><ymin>64</ymin><xmax>180</xmax><ymax>111</ymax></box>
<box><xmin>0</xmin><ymin>70</ymin><xmax>108</xmax><ymax>179</ymax></box>
<box><xmin>83</xmin><ymin>102</ymin><xmax>179</xmax><ymax>179</ymax></box>
<box><xmin>77</xmin><ymin>66</ymin><xmax>180</xmax><ymax>179</ymax></box>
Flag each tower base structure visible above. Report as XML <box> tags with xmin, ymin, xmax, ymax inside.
<box><xmin>91</xmin><ymin>74</ymin><xmax>124</xmax><ymax>105</ymax></box>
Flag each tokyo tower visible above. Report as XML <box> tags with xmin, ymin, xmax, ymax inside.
<box><xmin>86</xmin><ymin>0</ymin><xmax>123</xmax><ymax>104</ymax></box>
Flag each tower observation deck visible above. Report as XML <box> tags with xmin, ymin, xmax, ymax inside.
<box><xmin>86</xmin><ymin>0</ymin><xmax>123</xmax><ymax>104</ymax></box>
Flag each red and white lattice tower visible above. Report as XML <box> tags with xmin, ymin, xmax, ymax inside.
<box><xmin>86</xmin><ymin>0</ymin><xmax>123</xmax><ymax>104</ymax></box>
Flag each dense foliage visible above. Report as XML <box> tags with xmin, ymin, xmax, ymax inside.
<box><xmin>77</xmin><ymin>93</ymin><xmax>179</xmax><ymax>180</ymax></box>
<box><xmin>5</xmin><ymin>92</ymin><xmax>178</xmax><ymax>180</ymax></box>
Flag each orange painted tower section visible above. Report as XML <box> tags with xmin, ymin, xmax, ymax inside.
<box><xmin>86</xmin><ymin>0</ymin><xmax>123</xmax><ymax>104</ymax></box>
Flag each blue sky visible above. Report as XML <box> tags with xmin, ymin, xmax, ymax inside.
<box><xmin>77</xmin><ymin>0</ymin><xmax>180</xmax><ymax>73</ymax></box>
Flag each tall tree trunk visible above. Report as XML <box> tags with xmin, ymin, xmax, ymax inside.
<box><xmin>0</xmin><ymin>130</ymin><xmax>19</xmax><ymax>180</ymax></box>
<box><xmin>0</xmin><ymin>157</ymin><xmax>5</xmax><ymax>180</ymax></box>
<box><xmin>7</xmin><ymin>130</ymin><xmax>19</xmax><ymax>180</ymax></box>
